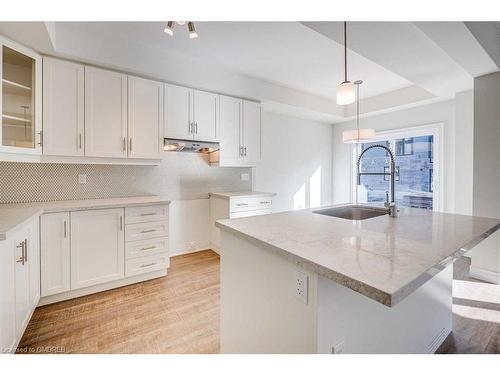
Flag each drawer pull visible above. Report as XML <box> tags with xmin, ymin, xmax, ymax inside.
<box><xmin>140</xmin><ymin>246</ymin><xmax>157</xmax><ymax>251</ymax></box>
<box><xmin>140</xmin><ymin>262</ymin><xmax>157</xmax><ymax>268</ymax></box>
<box><xmin>140</xmin><ymin>213</ymin><xmax>157</xmax><ymax>216</ymax></box>
<box><xmin>235</xmin><ymin>203</ymin><xmax>248</xmax><ymax>206</ymax></box>
<box><xmin>260</xmin><ymin>201</ymin><xmax>271</xmax><ymax>204</ymax></box>
<box><xmin>140</xmin><ymin>229</ymin><xmax>157</xmax><ymax>234</ymax></box>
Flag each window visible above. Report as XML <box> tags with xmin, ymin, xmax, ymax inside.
<box><xmin>355</xmin><ymin>130</ymin><xmax>438</xmax><ymax>211</ymax></box>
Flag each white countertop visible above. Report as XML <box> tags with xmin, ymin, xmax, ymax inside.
<box><xmin>209</xmin><ymin>191</ymin><xmax>276</xmax><ymax>200</ymax></box>
<box><xmin>0</xmin><ymin>196</ymin><xmax>170</xmax><ymax>241</ymax></box>
<box><xmin>216</xmin><ymin>204</ymin><xmax>500</xmax><ymax>306</ymax></box>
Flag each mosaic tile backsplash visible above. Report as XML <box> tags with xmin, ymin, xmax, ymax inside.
<box><xmin>0</xmin><ymin>153</ymin><xmax>252</xmax><ymax>204</ymax></box>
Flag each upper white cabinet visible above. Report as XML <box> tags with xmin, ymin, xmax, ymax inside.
<box><xmin>40</xmin><ymin>212</ymin><xmax>71</xmax><ymax>297</ymax></box>
<box><xmin>84</xmin><ymin>66</ymin><xmax>128</xmax><ymax>158</ymax></box>
<box><xmin>213</xmin><ymin>96</ymin><xmax>261</xmax><ymax>167</ymax></box>
<box><xmin>192</xmin><ymin>89</ymin><xmax>218</xmax><ymax>141</ymax></box>
<box><xmin>164</xmin><ymin>84</ymin><xmax>218</xmax><ymax>141</ymax></box>
<box><xmin>42</xmin><ymin>58</ymin><xmax>85</xmax><ymax>156</ymax></box>
<box><xmin>128</xmin><ymin>76</ymin><xmax>163</xmax><ymax>159</ymax></box>
<box><xmin>70</xmin><ymin>208</ymin><xmax>125</xmax><ymax>289</ymax></box>
<box><xmin>0</xmin><ymin>37</ymin><xmax>42</xmax><ymax>156</ymax></box>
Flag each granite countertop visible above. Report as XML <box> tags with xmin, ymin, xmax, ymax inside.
<box><xmin>209</xmin><ymin>191</ymin><xmax>276</xmax><ymax>199</ymax></box>
<box><xmin>0</xmin><ymin>196</ymin><xmax>170</xmax><ymax>241</ymax></box>
<box><xmin>216</xmin><ymin>204</ymin><xmax>500</xmax><ymax>307</ymax></box>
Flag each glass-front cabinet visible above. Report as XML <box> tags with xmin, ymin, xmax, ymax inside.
<box><xmin>0</xmin><ymin>37</ymin><xmax>42</xmax><ymax>156</ymax></box>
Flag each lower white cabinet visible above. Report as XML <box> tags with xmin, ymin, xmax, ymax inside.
<box><xmin>70</xmin><ymin>208</ymin><xmax>125</xmax><ymax>289</ymax></box>
<box><xmin>14</xmin><ymin>224</ymin><xmax>33</xmax><ymax>341</ymax></box>
<box><xmin>0</xmin><ymin>237</ymin><xmax>16</xmax><ymax>352</ymax></box>
<box><xmin>40</xmin><ymin>212</ymin><xmax>71</xmax><ymax>297</ymax></box>
<box><xmin>28</xmin><ymin>218</ymin><xmax>40</xmax><ymax>310</ymax></box>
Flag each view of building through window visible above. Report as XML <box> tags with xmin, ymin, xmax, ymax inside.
<box><xmin>357</xmin><ymin>135</ymin><xmax>434</xmax><ymax>210</ymax></box>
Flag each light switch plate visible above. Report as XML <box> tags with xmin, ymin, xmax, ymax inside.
<box><xmin>78</xmin><ymin>174</ymin><xmax>87</xmax><ymax>184</ymax></box>
<box><xmin>241</xmin><ymin>173</ymin><xmax>250</xmax><ymax>181</ymax></box>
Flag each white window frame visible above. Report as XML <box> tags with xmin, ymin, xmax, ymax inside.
<box><xmin>351</xmin><ymin>123</ymin><xmax>444</xmax><ymax>212</ymax></box>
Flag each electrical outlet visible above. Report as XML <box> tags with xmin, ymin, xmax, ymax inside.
<box><xmin>332</xmin><ymin>341</ymin><xmax>345</xmax><ymax>354</ymax></box>
<box><xmin>240</xmin><ymin>173</ymin><xmax>250</xmax><ymax>181</ymax></box>
<box><xmin>78</xmin><ymin>174</ymin><xmax>87</xmax><ymax>184</ymax></box>
<box><xmin>295</xmin><ymin>271</ymin><xmax>308</xmax><ymax>304</ymax></box>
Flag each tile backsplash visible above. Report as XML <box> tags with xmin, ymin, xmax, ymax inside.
<box><xmin>0</xmin><ymin>153</ymin><xmax>252</xmax><ymax>204</ymax></box>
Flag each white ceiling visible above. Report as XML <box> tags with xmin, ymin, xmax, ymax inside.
<box><xmin>69</xmin><ymin>22</ymin><xmax>412</xmax><ymax>101</ymax></box>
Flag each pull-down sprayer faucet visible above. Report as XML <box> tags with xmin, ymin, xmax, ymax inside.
<box><xmin>356</xmin><ymin>144</ymin><xmax>398</xmax><ymax>217</ymax></box>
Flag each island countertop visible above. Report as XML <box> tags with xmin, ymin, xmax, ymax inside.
<box><xmin>216</xmin><ymin>205</ymin><xmax>500</xmax><ymax>307</ymax></box>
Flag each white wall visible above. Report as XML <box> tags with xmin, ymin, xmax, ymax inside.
<box><xmin>331</xmin><ymin>97</ymin><xmax>473</xmax><ymax>214</ymax></box>
<box><xmin>255</xmin><ymin>112</ymin><xmax>333</xmax><ymax>212</ymax></box>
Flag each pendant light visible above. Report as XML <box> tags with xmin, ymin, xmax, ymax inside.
<box><xmin>337</xmin><ymin>22</ymin><xmax>355</xmax><ymax>105</ymax></box>
<box><xmin>342</xmin><ymin>80</ymin><xmax>375</xmax><ymax>143</ymax></box>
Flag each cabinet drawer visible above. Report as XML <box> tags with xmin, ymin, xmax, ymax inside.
<box><xmin>230</xmin><ymin>197</ymin><xmax>273</xmax><ymax>213</ymax></box>
<box><xmin>125</xmin><ymin>221</ymin><xmax>169</xmax><ymax>242</ymax></box>
<box><xmin>125</xmin><ymin>253</ymin><xmax>170</xmax><ymax>277</ymax></box>
<box><xmin>230</xmin><ymin>209</ymin><xmax>272</xmax><ymax>219</ymax></box>
<box><xmin>125</xmin><ymin>205</ymin><xmax>169</xmax><ymax>224</ymax></box>
<box><xmin>126</xmin><ymin>237</ymin><xmax>169</xmax><ymax>259</ymax></box>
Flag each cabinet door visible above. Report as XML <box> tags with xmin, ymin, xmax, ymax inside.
<box><xmin>28</xmin><ymin>217</ymin><xmax>40</xmax><ymax>309</ymax></box>
<box><xmin>164</xmin><ymin>84</ymin><xmax>192</xmax><ymax>140</ymax></box>
<box><xmin>42</xmin><ymin>58</ymin><xmax>84</xmax><ymax>156</ymax></box>
<box><xmin>218</xmin><ymin>95</ymin><xmax>242</xmax><ymax>166</ymax></box>
<box><xmin>14</xmin><ymin>228</ymin><xmax>30</xmax><ymax>337</ymax></box>
<box><xmin>128</xmin><ymin>76</ymin><xmax>163</xmax><ymax>159</ymax></box>
<box><xmin>71</xmin><ymin>208</ymin><xmax>125</xmax><ymax>290</ymax></box>
<box><xmin>242</xmin><ymin>100</ymin><xmax>261</xmax><ymax>164</ymax></box>
<box><xmin>0</xmin><ymin>238</ymin><xmax>16</xmax><ymax>352</ymax></box>
<box><xmin>40</xmin><ymin>212</ymin><xmax>71</xmax><ymax>297</ymax></box>
<box><xmin>84</xmin><ymin>66</ymin><xmax>127</xmax><ymax>158</ymax></box>
<box><xmin>193</xmin><ymin>89</ymin><xmax>218</xmax><ymax>141</ymax></box>
<box><xmin>0</xmin><ymin>38</ymin><xmax>42</xmax><ymax>154</ymax></box>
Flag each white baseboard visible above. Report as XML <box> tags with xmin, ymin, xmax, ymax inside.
<box><xmin>171</xmin><ymin>247</ymin><xmax>213</xmax><ymax>257</ymax></box>
<box><xmin>469</xmin><ymin>266</ymin><xmax>500</xmax><ymax>284</ymax></box>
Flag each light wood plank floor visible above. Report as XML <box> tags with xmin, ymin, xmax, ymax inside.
<box><xmin>18</xmin><ymin>251</ymin><xmax>499</xmax><ymax>354</ymax></box>
<box><xmin>18</xmin><ymin>250</ymin><xmax>220</xmax><ymax>354</ymax></box>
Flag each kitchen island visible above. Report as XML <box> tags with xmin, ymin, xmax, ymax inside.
<box><xmin>215</xmin><ymin>205</ymin><xmax>500</xmax><ymax>353</ymax></box>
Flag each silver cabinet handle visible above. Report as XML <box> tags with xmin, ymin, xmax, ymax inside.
<box><xmin>37</xmin><ymin>131</ymin><xmax>43</xmax><ymax>147</ymax></box>
<box><xmin>123</xmin><ymin>137</ymin><xmax>126</xmax><ymax>152</ymax></box>
<box><xmin>24</xmin><ymin>239</ymin><xmax>28</xmax><ymax>262</ymax></box>
<box><xmin>63</xmin><ymin>220</ymin><xmax>67</xmax><ymax>238</ymax></box>
<box><xmin>260</xmin><ymin>201</ymin><xmax>271</xmax><ymax>204</ymax></box>
<box><xmin>235</xmin><ymin>203</ymin><xmax>248</xmax><ymax>207</ymax></box>
<box><xmin>140</xmin><ymin>229</ymin><xmax>156</xmax><ymax>234</ymax></box>
<box><xmin>120</xmin><ymin>216</ymin><xmax>123</xmax><ymax>231</ymax></box>
<box><xmin>244</xmin><ymin>146</ymin><xmax>247</xmax><ymax>156</ymax></box>
<box><xmin>189</xmin><ymin>122</ymin><xmax>192</xmax><ymax>134</ymax></box>
<box><xmin>140</xmin><ymin>246</ymin><xmax>157</xmax><ymax>251</ymax></box>
<box><xmin>79</xmin><ymin>133</ymin><xmax>82</xmax><ymax>149</ymax></box>
<box><xmin>140</xmin><ymin>262</ymin><xmax>157</xmax><ymax>268</ymax></box>
<box><xmin>16</xmin><ymin>242</ymin><xmax>25</xmax><ymax>265</ymax></box>
<box><xmin>195</xmin><ymin>122</ymin><xmax>198</xmax><ymax>134</ymax></box>
<box><xmin>239</xmin><ymin>146</ymin><xmax>243</xmax><ymax>157</ymax></box>
<box><xmin>140</xmin><ymin>213</ymin><xmax>156</xmax><ymax>217</ymax></box>
<box><xmin>129</xmin><ymin>138</ymin><xmax>132</xmax><ymax>152</ymax></box>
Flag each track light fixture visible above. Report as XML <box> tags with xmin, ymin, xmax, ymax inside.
<box><xmin>164</xmin><ymin>21</ymin><xmax>198</xmax><ymax>39</ymax></box>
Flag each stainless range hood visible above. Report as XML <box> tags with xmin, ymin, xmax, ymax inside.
<box><xmin>163</xmin><ymin>138</ymin><xmax>219</xmax><ymax>153</ymax></box>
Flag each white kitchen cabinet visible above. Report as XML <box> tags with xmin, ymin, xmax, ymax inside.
<box><xmin>84</xmin><ymin>66</ymin><xmax>127</xmax><ymax>158</ymax></box>
<box><xmin>241</xmin><ymin>100</ymin><xmax>261</xmax><ymax>164</ymax></box>
<box><xmin>13</xmin><ymin>226</ymin><xmax>31</xmax><ymax>338</ymax></box>
<box><xmin>70</xmin><ymin>208</ymin><xmax>125</xmax><ymax>289</ymax></box>
<box><xmin>42</xmin><ymin>58</ymin><xmax>85</xmax><ymax>156</ymax></box>
<box><xmin>164</xmin><ymin>84</ymin><xmax>218</xmax><ymax>142</ymax></box>
<box><xmin>40</xmin><ymin>212</ymin><xmax>71</xmax><ymax>297</ymax></box>
<box><xmin>0</xmin><ymin>37</ymin><xmax>42</xmax><ymax>158</ymax></box>
<box><xmin>192</xmin><ymin>89</ymin><xmax>218</xmax><ymax>141</ymax></box>
<box><xmin>127</xmin><ymin>76</ymin><xmax>163</xmax><ymax>159</ymax></box>
<box><xmin>211</xmin><ymin>96</ymin><xmax>261</xmax><ymax>167</ymax></box>
<box><xmin>0</xmin><ymin>238</ymin><xmax>16</xmax><ymax>352</ymax></box>
<box><xmin>28</xmin><ymin>217</ymin><xmax>40</xmax><ymax>310</ymax></box>
<box><xmin>164</xmin><ymin>84</ymin><xmax>192</xmax><ymax>140</ymax></box>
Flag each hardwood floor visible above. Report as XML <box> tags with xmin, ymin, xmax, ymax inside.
<box><xmin>18</xmin><ymin>251</ymin><xmax>500</xmax><ymax>354</ymax></box>
<box><xmin>18</xmin><ymin>250</ymin><xmax>220</xmax><ymax>354</ymax></box>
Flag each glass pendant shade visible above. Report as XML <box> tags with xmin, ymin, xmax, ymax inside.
<box><xmin>342</xmin><ymin>128</ymin><xmax>376</xmax><ymax>143</ymax></box>
<box><xmin>336</xmin><ymin>81</ymin><xmax>356</xmax><ymax>105</ymax></box>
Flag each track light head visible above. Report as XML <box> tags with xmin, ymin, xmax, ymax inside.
<box><xmin>164</xmin><ymin>21</ymin><xmax>174</xmax><ymax>36</ymax></box>
<box><xmin>188</xmin><ymin>22</ymin><xmax>198</xmax><ymax>39</ymax></box>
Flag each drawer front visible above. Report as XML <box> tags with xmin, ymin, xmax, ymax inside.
<box><xmin>126</xmin><ymin>237</ymin><xmax>169</xmax><ymax>259</ymax></box>
<box><xmin>125</xmin><ymin>205</ymin><xmax>169</xmax><ymax>224</ymax></box>
<box><xmin>230</xmin><ymin>209</ymin><xmax>272</xmax><ymax>219</ymax></box>
<box><xmin>125</xmin><ymin>221</ymin><xmax>169</xmax><ymax>242</ymax></box>
<box><xmin>230</xmin><ymin>197</ymin><xmax>273</xmax><ymax>213</ymax></box>
<box><xmin>125</xmin><ymin>253</ymin><xmax>170</xmax><ymax>277</ymax></box>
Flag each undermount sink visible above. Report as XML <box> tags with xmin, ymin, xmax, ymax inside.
<box><xmin>313</xmin><ymin>205</ymin><xmax>388</xmax><ymax>220</ymax></box>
